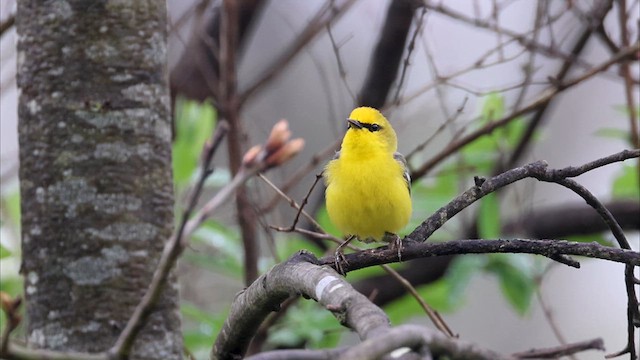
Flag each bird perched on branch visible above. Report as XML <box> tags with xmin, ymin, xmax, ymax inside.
<box><xmin>324</xmin><ymin>107</ymin><xmax>412</xmax><ymax>273</ymax></box>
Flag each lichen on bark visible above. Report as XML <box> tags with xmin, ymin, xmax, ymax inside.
<box><xmin>16</xmin><ymin>1</ymin><xmax>182</xmax><ymax>358</ymax></box>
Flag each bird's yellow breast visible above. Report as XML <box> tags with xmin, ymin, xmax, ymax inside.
<box><xmin>325</xmin><ymin>150</ymin><xmax>412</xmax><ymax>241</ymax></box>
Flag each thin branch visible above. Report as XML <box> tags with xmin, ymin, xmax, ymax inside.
<box><xmin>380</xmin><ymin>264</ymin><xmax>456</xmax><ymax>338</ymax></box>
<box><xmin>259</xmin><ymin>141</ymin><xmax>337</xmax><ymax>214</ymax></box>
<box><xmin>500</xmin><ymin>0</ymin><xmax>614</xmax><ymax>173</ymax></box>
<box><xmin>0</xmin><ymin>14</ymin><xmax>14</xmax><ymax>37</ymax></box>
<box><xmin>413</xmin><ymin>149</ymin><xmax>639</xmax><ymax>241</ymax></box>
<box><xmin>319</xmin><ymin>238</ymin><xmax>640</xmax><ymax>272</ymax></box>
<box><xmin>534</xmin><ymin>273</ymin><xmax>578</xmax><ymax>360</ymax></box>
<box><xmin>405</xmin><ymin>96</ymin><xmax>468</xmax><ymax>162</ymax></box>
<box><xmin>326</xmin><ymin>22</ymin><xmax>356</xmax><ymax>104</ymax></box>
<box><xmin>617</xmin><ymin>0</ymin><xmax>640</xmax><ymax>149</ymax></box>
<box><xmin>258</xmin><ymin>174</ymin><xmax>327</xmax><ymax>236</ymax></box>
<box><xmin>422</xmin><ymin>1</ymin><xmax>593</xmax><ymax>68</ymax></box>
<box><xmin>391</xmin><ymin>6</ymin><xmax>427</xmax><ymax>105</ymax></box>
<box><xmin>411</xmin><ymin>44</ymin><xmax>640</xmax><ymax>180</ymax></box>
<box><xmin>504</xmin><ymin>200</ymin><xmax>640</xmax><ymax>239</ymax></box>
<box><xmin>512</xmin><ymin>338</ymin><xmax>604</xmax><ymax>359</ymax></box>
<box><xmin>358</xmin><ymin>0</ymin><xmax>418</xmax><ymax>108</ymax></box>
<box><xmin>239</xmin><ymin>0</ymin><xmax>357</xmax><ymax>105</ymax></box>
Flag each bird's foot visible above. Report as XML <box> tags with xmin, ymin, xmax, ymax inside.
<box><xmin>385</xmin><ymin>232</ymin><xmax>403</xmax><ymax>262</ymax></box>
<box><xmin>334</xmin><ymin>250</ymin><xmax>347</xmax><ymax>276</ymax></box>
<box><xmin>334</xmin><ymin>235</ymin><xmax>356</xmax><ymax>276</ymax></box>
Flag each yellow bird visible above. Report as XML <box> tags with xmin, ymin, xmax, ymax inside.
<box><xmin>324</xmin><ymin>107</ymin><xmax>412</xmax><ymax>267</ymax></box>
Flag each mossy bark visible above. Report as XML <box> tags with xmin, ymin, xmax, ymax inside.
<box><xmin>16</xmin><ymin>1</ymin><xmax>182</xmax><ymax>358</ymax></box>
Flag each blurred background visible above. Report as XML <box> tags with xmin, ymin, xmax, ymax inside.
<box><xmin>1</xmin><ymin>1</ymin><xmax>639</xmax><ymax>359</ymax></box>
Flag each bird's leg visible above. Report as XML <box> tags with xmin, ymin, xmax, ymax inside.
<box><xmin>334</xmin><ymin>235</ymin><xmax>356</xmax><ymax>276</ymax></box>
<box><xmin>385</xmin><ymin>232</ymin><xmax>403</xmax><ymax>262</ymax></box>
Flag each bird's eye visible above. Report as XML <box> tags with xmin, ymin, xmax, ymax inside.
<box><xmin>369</xmin><ymin>124</ymin><xmax>381</xmax><ymax>132</ymax></box>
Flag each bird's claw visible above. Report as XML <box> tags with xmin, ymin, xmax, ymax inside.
<box><xmin>386</xmin><ymin>233</ymin><xmax>403</xmax><ymax>262</ymax></box>
<box><xmin>334</xmin><ymin>250</ymin><xmax>348</xmax><ymax>276</ymax></box>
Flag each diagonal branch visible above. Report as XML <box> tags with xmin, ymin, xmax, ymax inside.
<box><xmin>498</xmin><ymin>0</ymin><xmax>614</xmax><ymax>173</ymax></box>
<box><xmin>358</xmin><ymin>0</ymin><xmax>419</xmax><ymax>108</ymax></box>
<box><xmin>411</xmin><ymin>44</ymin><xmax>640</xmax><ymax>180</ymax></box>
<box><xmin>318</xmin><ymin>238</ymin><xmax>640</xmax><ymax>272</ymax></box>
<box><xmin>212</xmin><ymin>251</ymin><xmax>509</xmax><ymax>360</ymax></box>
<box><xmin>239</xmin><ymin>0</ymin><xmax>357</xmax><ymax>105</ymax></box>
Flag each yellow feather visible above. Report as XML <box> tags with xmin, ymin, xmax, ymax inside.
<box><xmin>324</xmin><ymin>107</ymin><xmax>412</xmax><ymax>242</ymax></box>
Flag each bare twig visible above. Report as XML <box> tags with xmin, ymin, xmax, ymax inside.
<box><xmin>218</xmin><ymin>0</ymin><xmax>262</xmax><ymax>285</ymax></box>
<box><xmin>512</xmin><ymin>338</ymin><xmax>605</xmax><ymax>359</ymax></box>
<box><xmin>318</xmin><ymin>238</ymin><xmax>640</xmax><ymax>272</ymax></box>
<box><xmin>359</xmin><ymin>0</ymin><xmax>418</xmax><ymax>108</ymax></box>
<box><xmin>616</xmin><ymin>0</ymin><xmax>640</xmax><ymax>148</ymax></box>
<box><xmin>534</xmin><ymin>273</ymin><xmax>578</xmax><ymax>360</ymax></box>
<box><xmin>0</xmin><ymin>15</ymin><xmax>14</xmax><ymax>37</ymax></box>
<box><xmin>259</xmin><ymin>141</ymin><xmax>338</xmax><ymax>214</ymax></box>
<box><xmin>391</xmin><ymin>6</ymin><xmax>427</xmax><ymax>105</ymax></box>
<box><xmin>411</xmin><ymin>44</ymin><xmax>640</xmax><ymax>180</ymax></box>
<box><xmin>380</xmin><ymin>264</ymin><xmax>456</xmax><ymax>338</ymax></box>
<box><xmin>422</xmin><ymin>1</ymin><xmax>593</xmax><ymax>68</ymax></box>
<box><xmin>240</xmin><ymin>0</ymin><xmax>357</xmax><ymax>105</ymax></box>
<box><xmin>326</xmin><ymin>22</ymin><xmax>356</xmax><ymax>104</ymax></box>
<box><xmin>500</xmin><ymin>0</ymin><xmax>614</xmax><ymax>173</ymax></box>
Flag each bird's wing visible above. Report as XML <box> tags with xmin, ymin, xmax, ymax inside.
<box><xmin>393</xmin><ymin>152</ymin><xmax>411</xmax><ymax>195</ymax></box>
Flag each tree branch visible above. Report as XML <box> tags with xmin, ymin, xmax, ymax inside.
<box><xmin>512</xmin><ymin>337</ymin><xmax>605</xmax><ymax>359</ymax></box>
<box><xmin>211</xmin><ymin>251</ymin><xmax>510</xmax><ymax>360</ymax></box>
<box><xmin>412</xmin><ymin>149</ymin><xmax>639</xmax><ymax>241</ymax></box>
<box><xmin>503</xmin><ymin>200</ymin><xmax>640</xmax><ymax>238</ymax></box>
<box><xmin>498</xmin><ymin>0</ymin><xmax>614</xmax><ymax>173</ymax></box>
<box><xmin>319</xmin><ymin>238</ymin><xmax>639</xmax><ymax>272</ymax></box>
<box><xmin>411</xmin><ymin>44</ymin><xmax>640</xmax><ymax>180</ymax></box>
<box><xmin>358</xmin><ymin>0</ymin><xmax>419</xmax><ymax>108</ymax></box>
<box><xmin>239</xmin><ymin>0</ymin><xmax>357</xmax><ymax>105</ymax></box>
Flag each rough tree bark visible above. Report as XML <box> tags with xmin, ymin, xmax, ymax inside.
<box><xmin>16</xmin><ymin>1</ymin><xmax>182</xmax><ymax>359</ymax></box>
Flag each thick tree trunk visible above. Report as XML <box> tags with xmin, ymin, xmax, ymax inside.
<box><xmin>16</xmin><ymin>1</ymin><xmax>182</xmax><ymax>359</ymax></box>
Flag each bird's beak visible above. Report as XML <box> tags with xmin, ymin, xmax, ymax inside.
<box><xmin>347</xmin><ymin>119</ymin><xmax>363</xmax><ymax>129</ymax></box>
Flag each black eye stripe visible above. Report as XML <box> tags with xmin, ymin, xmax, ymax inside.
<box><xmin>363</xmin><ymin>123</ymin><xmax>382</xmax><ymax>132</ymax></box>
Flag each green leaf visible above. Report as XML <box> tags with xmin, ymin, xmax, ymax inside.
<box><xmin>459</xmin><ymin>93</ymin><xmax>530</xmax><ymax>175</ymax></box>
<box><xmin>445</xmin><ymin>255</ymin><xmax>487</xmax><ymax>304</ymax></box>
<box><xmin>481</xmin><ymin>93</ymin><xmax>505</xmax><ymax>122</ymax></box>
<box><xmin>0</xmin><ymin>244</ymin><xmax>11</xmax><ymax>259</ymax></box>
<box><xmin>181</xmin><ymin>302</ymin><xmax>227</xmax><ymax>359</ymax></box>
<box><xmin>172</xmin><ymin>98</ymin><xmax>216</xmax><ymax>187</ymax></box>
<box><xmin>268</xmin><ymin>300</ymin><xmax>342</xmax><ymax>348</ymax></box>
<box><xmin>385</xmin><ymin>255</ymin><xmax>486</xmax><ymax>323</ymax></box>
<box><xmin>486</xmin><ymin>254</ymin><xmax>535</xmax><ymax>315</ymax></box>
<box><xmin>478</xmin><ymin>193</ymin><xmax>501</xmax><ymax>238</ymax></box>
<box><xmin>187</xmin><ymin>220</ymin><xmax>243</xmax><ymax>278</ymax></box>
<box><xmin>594</xmin><ymin>128</ymin><xmax>631</xmax><ymax>141</ymax></box>
<box><xmin>612</xmin><ymin>163</ymin><xmax>639</xmax><ymax>200</ymax></box>
<box><xmin>612</xmin><ymin>104</ymin><xmax>640</xmax><ymax>119</ymax></box>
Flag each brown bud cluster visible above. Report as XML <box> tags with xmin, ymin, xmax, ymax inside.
<box><xmin>242</xmin><ymin>119</ymin><xmax>305</xmax><ymax>169</ymax></box>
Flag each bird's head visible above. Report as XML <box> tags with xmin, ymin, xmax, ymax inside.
<box><xmin>342</xmin><ymin>107</ymin><xmax>398</xmax><ymax>154</ymax></box>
